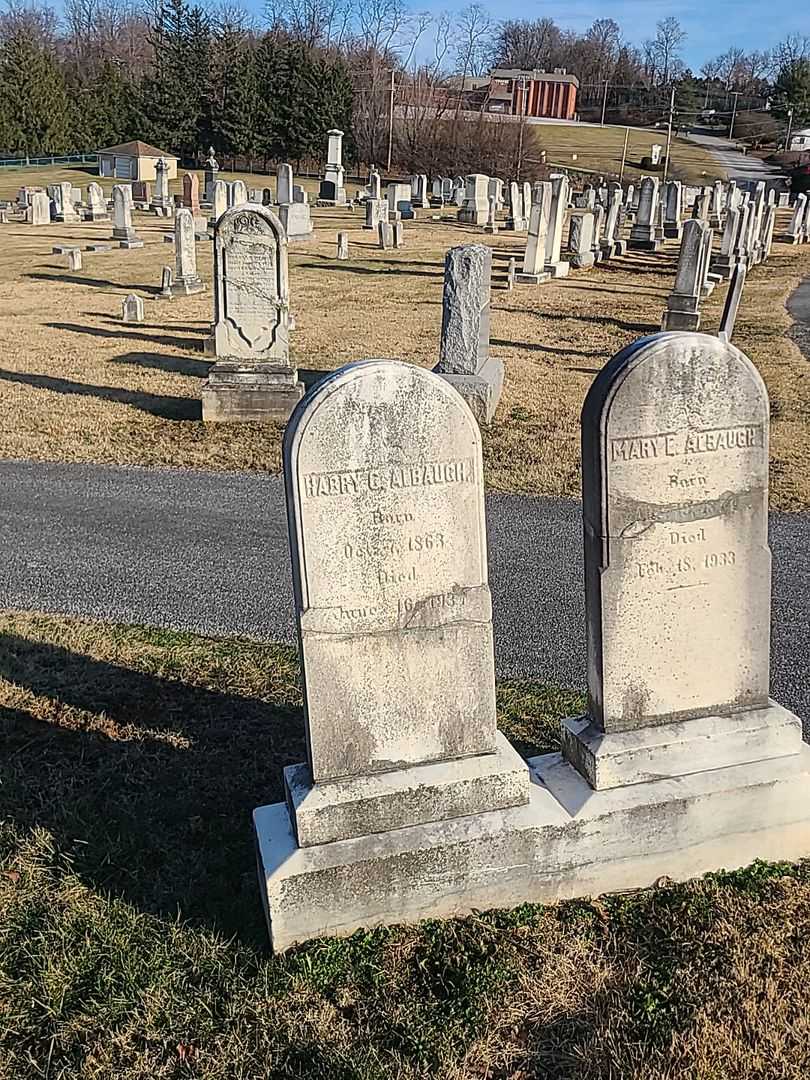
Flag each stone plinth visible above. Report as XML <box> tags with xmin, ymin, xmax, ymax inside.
<box><xmin>201</xmin><ymin>363</ymin><xmax>303</xmax><ymax>422</ymax></box>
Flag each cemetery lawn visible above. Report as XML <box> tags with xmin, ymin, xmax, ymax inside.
<box><xmin>529</xmin><ymin>122</ymin><xmax>725</xmax><ymax>184</ymax></box>
<box><xmin>1</xmin><ymin>168</ymin><xmax>810</xmax><ymax>509</ymax></box>
<box><xmin>3</xmin><ymin>611</ymin><xmax>810</xmax><ymax>1079</ymax></box>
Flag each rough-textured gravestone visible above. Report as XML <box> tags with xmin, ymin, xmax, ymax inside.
<box><xmin>122</xmin><ymin>294</ymin><xmax>143</xmax><ymax>322</ymax></box>
<box><xmin>174</xmin><ymin>208</ymin><xmax>205</xmax><ymax>295</ymax></box>
<box><xmin>52</xmin><ymin>181</ymin><xmax>80</xmax><ymax>223</ymax></box>
<box><xmin>434</xmin><ymin>244</ymin><xmax>502</xmax><ymax>423</ymax></box>
<box><xmin>558</xmin><ymin>331</ymin><xmax>804</xmax><ymax>792</ymax></box>
<box><xmin>112</xmin><ymin>185</ymin><xmax>143</xmax><ymax>248</ymax></box>
<box><xmin>202</xmin><ymin>202</ymin><xmax>302</xmax><ymax>421</ymax></box>
<box><xmin>364</xmin><ymin>198</ymin><xmax>385</xmax><ymax>230</ymax></box>
<box><xmin>378</xmin><ymin>220</ymin><xmax>393</xmax><ymax>249</ymax></box>
<box><xmin>336</xmin><ymin>231</ymin><xmax>349</xmax><ymax>259</ymax></box>
<box><xmin>253</xmin><ymin>359</ymin><xmax>530</xmax><ymax>949</ymax></box>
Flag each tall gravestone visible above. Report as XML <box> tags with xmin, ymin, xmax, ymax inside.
<box><xmin>558</xmin><ymin>331</ymin><xmax>804</xmax><ymax>791</ymax></box>
<box><xmin>277</xmin><ymin>163</ymin><xmax>293</xmax><ymax>205</ymax></box>
<box><xmin>319</xmin><ymin>129</ymin><xmax>346</xmax><ymax>205</ymax></box>
<box><xmin>458</xmin><ymin>175</ymin><xmax>489</xmax><ymax>226</ymax></box>
<box><xmin>210</xmin><ymin>180</ymin><xmax>228</xmax><ymax>225</ymax></box>
<box><xmin>253</xmin><ymin>359</ymin><xmax>530</xmax><ymax>949</ymax></box>
<box><xmin>628</xmin><ymin>177</ymin><xmax>661</xmax><ymax>250</ymax></box>
<box><xmin>662</xmin><ymin>219</ymin><xmax>708</xmax><ymax>330</ymax></box>
<box><xmin>567</xmin><ymin>210</ymin><xmax>595</xmax><ymax>269</ymax></box>
<box><xmin>27</xmin><ymin>191</ymin><xmax>50</xmax><ymax>225</ymax></box>
<box><xmin>516</xmin><ymin>184</ymin><xmax>551</xmax><ymax>283</ymax></box>
<box><xmin>182</xmin><ymin>173</ymin><xmax>201</xmax><ymax>216</ymax></box>
<box><xmin>434</xmin><ymin>244</ymin><xmax>502</xmax><ymax>423</ymax></box>
<box><xmin>204</xmin><ymin>148</ymin><xmax>219</xmax><ymax>201</ymax></box>
<box><xmin>544</xmin><ymin>175</ymin><xmax>570</xmax><ymax>277</ymax></box>
<box><xmin>112</xmin><ymin>185</ymin><xmax>142</xmax><ymax>248</ymax></box>
<box><xmin>151</xmin><ymin>158</ymin><xmax>172</xmax><ymax>212</ymax></box>
<box><xmin>202</xmin><ymin>202</ymin><xmax>303</xmax><ymax>421</ymax></box>
<box><xmin>173</xmin><ymin>208</ymin><xmax>205</xmax><ymax>295</ymax></box>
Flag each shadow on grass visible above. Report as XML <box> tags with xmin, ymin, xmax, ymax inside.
<box><xmin>491</xmin><ymin>338</ymin><xmax>606</xmax><ymax>360</ymax></box>
<box><xmin>27</xmin><ymin>271</ymin><xmax>162</xmax><ymax>294</ymax></box>
<box><xmin>298</xmin><ymin>260</ymin><xmax>444</xmax><ymax>279</ymax></box>
<box><xmin>46</xmin><ymin>321</ymin><xmax>203</xmax><ymax>351</ymax></box>
<box><xmin>0</xmin><ymin>368</ymin><xmax>199</xmax><ymax>420</ymax></box>
<box><xmin>0</xmin><ymin>632</ymin><xmax>305</xmax><ymax>945</ymax></box>
<box><xmin>110</xmin><ymin>350</ymin><xmax>211</xmax><ymax>378</ymax></box>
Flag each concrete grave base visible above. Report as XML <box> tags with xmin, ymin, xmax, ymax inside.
<box><xmin>661</xmin><ymin>308</ymin><xmax>700</xmax><ymax>331</ymax></box>
<box><xmin>515</xmin><ymin>270</ymin><xmax>551</xmax><ymax>285</ymax></box>
<box><xmin>433</xmin><ymin>356</ymin><xmax>503</xmax><ymax>424</ymax></box>
<box><xmin>545</xmin><ymin>260</ymin><xmax>570</xmax><ymax>278</ymax></box>
<box><xmin>286</xmin><ymin>731</ymin><xmax>530</xmax><ymax>847</ymax></box>
<box><xmin>173</xmin><ymin>278</ymin><xmax>206</xmax><ymax>297</ymax></box>
<box><xmin>118</xmin><ymin>239</ymin><xmax>144</xmax><ymax>249</ymax></box>
<box><xmin>664</xmin><ymin>225</ymin><xmax>682</xmax><ymax>239</ymax></box>
<box><xmin>570</xmin><ymin>252</ymin><xmax>595</xmax><ymax>269</ymax></box>
<box><xmin>561</xmin><ymin>701</ymin><xmax>802</xmax><ymax>790</ymax></box>
<box><xmin>201</xmin><ymin>363</ymin><xmax>304</xmax><ymax>422</ymax></box>
<box><xmin>255</xmin><ymin>743</ymin><xmax>810</xmax><ymax>952</ymax></box>
<box><xmin>628</xmin><ymin>238</ymin><xmax>663</xmax><ymax>251</ymax></box>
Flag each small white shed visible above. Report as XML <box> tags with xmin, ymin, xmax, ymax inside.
<box><xmin>96</xmin><ymin>141</ymin><xmax>179</xmax><ymax>181</ymax></box>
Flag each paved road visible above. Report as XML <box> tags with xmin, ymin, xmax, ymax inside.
<box><xmin>0</xmin><ymin>459</ymin><xmax>808</xmax><ymax>724</ymax></box>
<box><xmin>686</xmin><ymin>131</ymin><xmax>785</xmax><ymax>183</ymax></box>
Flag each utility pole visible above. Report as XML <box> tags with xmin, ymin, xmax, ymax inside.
<box><xmin>619</xmin><ymin>126</ymin><xmax>630</xmax><ymax>184</ymax></box>
<box><xmin>662</xmin><ymin>86</ymin><xmax>675</xmax><ymax>183</ymax></box>
<box><xmin>600</xmin><ymin>80</ymin><xmax>609</xmax><ymax>126</ymax></box>
<box><xmin>785</xmin><ymin>107</ymin><xmax>794</xmax><ymax>152</ymax></box>
<box><xmin>516</xmin><ymin>76</ymin><xmax>529</xmax><ymax>181</ymax></box>
<box><xmin>386</xmin><ymin>69</ymin><xmax>395</xmax><ymax>174</ymax></box>
<box><xmin>729</xmin><ymin>91</ymin><xmax>740</xmax><ymax>141</ymax></box>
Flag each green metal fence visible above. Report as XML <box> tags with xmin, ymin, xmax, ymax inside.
<box><xmin>0</xmin><ymin>154</ymin><xmax>98</xmax><ymax>169</ymax></box>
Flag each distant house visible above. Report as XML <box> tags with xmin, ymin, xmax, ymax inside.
<box><xmin>789</xmin><ymin>127</ymin><xmax>810</xmax><ymax>152</ymax></box>
<box><xmin>96</xmin><ymin>141</ymin><xmax>179</xmax><ymax>181</ymax></box>
<box><xmin>443</xmin><ymin>68</ymin><xmax>579</xmax><ymax>121</ymax></box>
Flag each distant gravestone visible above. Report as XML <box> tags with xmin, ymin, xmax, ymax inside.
<box><xmin>160</xmin><ymin>265</ymin><xmax>174</xmax><ymax>299</ymax></box>
<box><xmin>567</xmin><ymin>210</ymin><xmax>595</xmax><ymax>269</ymax></box>
<box><xmin>122</xmin><ymin>294</ymin><xmax>144</xmax><ymax>322</ymax></box>
<box><xmin>67</xmin><ymin>249</ymin><xmax>82</xmax><ymax>271</ymax></box>
<box><xmin>278</xmin><ymin>202</ymin><xmax>313</xmax><ymax>241</ymax></box>
<box><xmin>182</xmin><ymin>172</ymin><xmax>201</xmax><ymax>215</ymax></box>
<box><xmin>392</xmin><ymin>220</ymin><xmax>404</xmax><ymax>248</ymax></box>
<box><xmin>544</xmin><ymin>175</ymin><xmax>570</xmax><ymax>278</ymax></box>
<box><xmin>378</xmin><ymin>221</ymin><xmax>393</xmax><ymax>249</ymax></box>
<box><xmin>628</xmin><ymin>177</ymin><xmax>661</xmax><ymax>251</ymax></box>
<box><xmin>211</xmin><ymin>180</ymin><xmax>228</xmax><ymax>224</ymax></box>
<box><xmin>151</xmin><ymin>158</ymin><xmax>172</xmax><ymax>211</ymax></box>
<box><xmin>319</xmin><ymin>128</ymin><xmax>346</xmax><ymax>204</ymax></box>
<box><xmin>27</xmin><ymin>191</ymin><xmax>50</xmax><ymax>225</ymax></box>
<box><xmin>718</xmin><ymin>262</ymin><xmax>747</xmax><ymax>343</ymax></box>
<box><xmin>85</xmin><ymin>182</ymin><xmax>109</xmax><ymax>222</ymax></box>
<box><xmin>561</xmin><ymin>331</ymin><xmax>801</xmax><ymax>790</ymax></box>
<box><xmin>53</xmin><ymin>181</ymin><xmax>80</xmax><ymax>223</ymax></box>
<box><xmin>277</xmin><ymin>163</ymin><xmax>293</xmax><ymax>205</ymax></box>
<box><xmin>458</xmin><ymin>175</ymin><xmax>489</xmax><ymax>226</ymax></box>
<box><xmin>662</xmin><ymin>219</ymin><xmax>708</xmax><ymax>330</ymax></box>
<box><xmin>336</xmin><ymin>231</ymin><xmax>349</xmax><ymax>259</ymax></box>
<box><xmin>112</xmin><ymin>185</ymin><xmax>143</xmax><ymax>248</ymax></box>
<box><xmin>132</xmin><ymin>180</ymin><xmax>151</xmax><ymax>206</ymax></box>
<box><xmin>174</xmin><ymin>208</ymin><xmax>205</xmax><ymax>295</ymax></box>
<box><xmin>202</xmin><ymin>202</ymin><xmax>303</xmax><ymax>422</ymax></box>
<box><xmin>434</xmin><ymin>244</ymin><xmax>502</xmax><ymax>423</ymax></box>
<box><xmin>516</xmin><ymin>186</ymin><xmax>551</xmax><ymax>284</ymax></box>
<box><xmin>229</xmin><ymin>180</ymin><xmax>248</xmax><ymax>207</ymax></box>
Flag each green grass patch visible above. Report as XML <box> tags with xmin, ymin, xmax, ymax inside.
<box><xmin>2</xmin><ymin>611</ymin><xmax>810</xmax><ymax>1078</ymax></box>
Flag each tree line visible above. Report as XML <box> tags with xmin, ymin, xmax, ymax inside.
<box><xmin>0</xmin><ymin>0</ymin><xmax>807</xmax><ymax>170</ymax></box>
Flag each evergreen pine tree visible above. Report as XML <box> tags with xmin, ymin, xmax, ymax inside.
<box><xmin>0</xmin><ymin>31</ymin><xmax>71</xmax><ymax>157</ymax></box>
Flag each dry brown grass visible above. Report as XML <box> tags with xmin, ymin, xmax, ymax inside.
<box><xmin>528</xmin><ymin>122</ymin><xmax>725</xmax><ymax>184</ymax></box>
<box><xmin>0</xmin><ymin>167</ymin><xmax>809</xmax><ymax>507</ymax></box>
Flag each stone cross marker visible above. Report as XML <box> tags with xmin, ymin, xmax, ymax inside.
<box><xmin>202</xmin><ymin>202</ymin><xmax>302</xmax><ymax>421</ymax></box>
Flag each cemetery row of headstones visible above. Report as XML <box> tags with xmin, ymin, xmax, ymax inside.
<box><xmin>252</xmin><ymin>331</ymin><xmax>810</xmax><ymax>951</ymax></box>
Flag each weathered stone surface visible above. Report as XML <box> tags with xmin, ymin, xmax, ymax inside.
<box><xmin>718</xmin><ymin>262</ymin><xmax>747</xmax><ymax>343</ymax></box>
<box><xmin>336</xmin><ymin>231</ymin><xmax>349</xmax><ymax>259</ymax></box>
<box><xmin>278</xmin><ymin>201</ymin><xmax>312</xmax><ymax>241</ymax></box>
<box><xmin>112</xmin><ymin>185</ymin><xmax>140</xmax><ymax>245</ymax></box>
<box><xmin>255</xmin><ymin>746</ymin><xmax>810</xmax><ymax>950</ymax></box>
<box><xmin>579</xmin><ymin>332</ymin><xmax>771</xmax><ymax>734</ymax></box>
<box><xmin>286</xmin><ymin>730</ymin><xmax>529</xmax><ymax>847</ymax></box>
<box><xmin>457</xmin><ymin>174</ymin><xmax>489</xmax><ymax>226</ymax></box>
<box><xmin>122</xmin><ymin>294</ymin><xmax>143</xmax><ymax>322</ymax></box>
<box><xmin>561</xmin><ymin>702</ymin><xmax>801</xmax><ymax>790</ymax></box>
<box><xmin>277</xmin><ymin>163</ymin><xmax>293</xmax><ymax>205</ymax></box>
<box><xmin>628</xmin><ymin>176</ymin><xmax>661</xmax><ymax>250</ymax></box>
<box><xmin>436</xmin><ymin>244</ymin><xmax>490</xmax><ymax>377</ymax></box>
<box><xmin>174</xmin><ymin>207</ymin><xmax>205</xmax><ymax>295</ymax></box>
<box><xmin>319</xmin><ymin>128</ymin><xmax>346</xmax><ymax>204</ymax></box>
<box><xmin>284</xmin><ymin>359</ymin><xmax>498</xmax><ymax>781</ymax></box>
<box><xmin>210</xmin><ymin>180</ymin><xmax>228</xmax><ymax>224</ymax></box>
<box><xmin>229</xmin><ymin>179</ymin><xmax>248</xmax><ymax>207</ymax></box>
<box><xmin>182</xmin><ymin>172</ymin><xmax>200</xmax><ymax>214</ymax></box>
<box><xmin>567</xmin><ymin>211</ymin><xmax>595</xmax><ymax>269</ymax></box>
<box><xmin>202</xmin><ymin>202</ymin><xmax>302</xmax><ymax>422</ymax></box>
<box><xmin>662</xmin><ymin>219</ymin><xmax>707</xmax><ymax>331</ymax></box>
<box><xmin>67</xmin><ymin>249</ymin><xmax>82</xmax><ymax>271</ymax></box>
<box><xmin>517</xmin><ymin>184</ymin><xmax>551</xmax><ymax>283</ymax></box>
<box><xmin>85</xmin><ymin>182</ymin><xmax>109</xmax><ymax>221</ymax></box>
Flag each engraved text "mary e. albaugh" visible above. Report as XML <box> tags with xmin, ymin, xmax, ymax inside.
<box><xmin>611</xmin><ymin>424</ymin><xmax>761</xmax><ymax>463</ymax></box>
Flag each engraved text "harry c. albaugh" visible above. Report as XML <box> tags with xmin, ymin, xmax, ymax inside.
<box><xmin>303</xmin><ymin>459</ymin><xmax>472</xmax><ymax>498</ymax></box>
